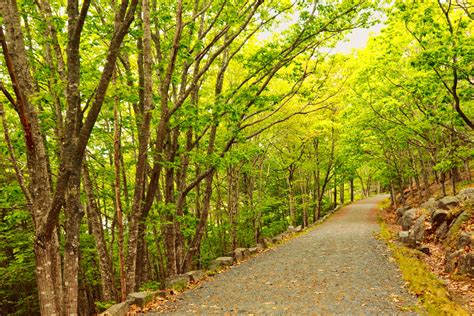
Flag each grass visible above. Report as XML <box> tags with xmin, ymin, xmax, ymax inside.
<box><xmin>377</xmin><ymin>218</ymin><xmax>468</xmax><ymax>315</ymax></box>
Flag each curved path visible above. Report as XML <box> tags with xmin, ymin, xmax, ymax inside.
<box><xmin>151</xmin><ymin>195</ymin><xmax>418</xmax><ymax>315</ymax></box>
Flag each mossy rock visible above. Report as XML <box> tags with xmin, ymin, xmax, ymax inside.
<box><xmin>445</xmin><ymin>209</ymin><xmax>473</xmax><ymax>247</ymax></box>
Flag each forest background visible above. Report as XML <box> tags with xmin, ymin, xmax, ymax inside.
<box><xmin>1</xmin><ymin>0</ymin><xmax>473</xmax><ymax>314</ymax></box>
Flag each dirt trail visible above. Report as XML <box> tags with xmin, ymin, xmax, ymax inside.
<box><xmin>150</xmin><ymin>195</ymin><xmax>418</xmax><ymax>315</ymax></box>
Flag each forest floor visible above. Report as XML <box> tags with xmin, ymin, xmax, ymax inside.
<box><xmin>146</xmin><ymin>195</ymin><xmax>420</xmax><ymax>315</ymax></box>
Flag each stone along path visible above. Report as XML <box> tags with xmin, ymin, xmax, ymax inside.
<box><xmin>150</xmin><ymin>195</ymin><xmax>418</xmax><ymax>315</ymax></box>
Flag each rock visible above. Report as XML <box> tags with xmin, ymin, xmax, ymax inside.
<box><xmin>459</xmin><ymin>253</ymin><xmax>474</xmax><ymax>276</ymax></box>
<box><xmin>186</xmin><ymin>270</ymin><xmax>205</xmax><ymax>282</ymax></box>
<box><xmin>127</xmin><ymin>291</ymin><xmax>154</xmax><ymax>308</ymax></box>
<box><xmin>295</xmin><ymin>225</ymin><xmax>303</xmax><ymax>232</ymax></box>
<box><xmin>421</xmin><ymin>198</ymin><xmax>448</xmax><ymax>214</ymax></box>
<box><xmin>435</xmin><ymin>222</ymin><xmax>448</xmax><ymax>240</ymax></box>
<box><xmin>396</xmin><ymin>206</ymin><xmax>411</xmax><ymax>218</ymax></box>
<box><xmin>439</xmin><ymin>196</ymin><xmax>460</xmax><ymax>209</ymax></box>
<box><xmin>263</xmin><ymin>238</ymin><xmax>272</xmax><ymax>247</ymax></box>
<box><xmin>457</xmin><ymin>187</ymin><xmax>474</xmax><ymax>202</ymax></box>
<box><xmin>272</xmin><ymin>235</ymin><xmax>283</xmax><ymax>243</ymax></box>
<box><xmin>233</xmin><ymin>250</ymin><xmax>243</xmax><ymax>261</ymax></box>
<box><xmin>458</xmin><ymin>187</ymin><xmax>474</xmax><ymax>195</ymax></box>
<box><xmin>418</xmin><ymin>245</ymin><xmax>430</xmax><ymax>255</ymax></box>
<box><xmin>166</xmin><ymin>274</ymin><xmax>190</xmax><ymax>291</ymax></box>
<box><xmin>287</xmin><ymin>225</ymin><xmax>295</xmax><ymax>232</ymax></box>
<box><xmin>400</xmin><ymin>209</ymin><xmax>418</xmax><ymax>230</ymax></box>
<box><xmin>457</xmin><ymin>232</ymin><xmax>473</xmax><ymax>249</ymax></box>
<box><xmin>445</xmin><ymin>250</ymin><xmax>464</xmax><ymax>273</ymax></box>
<box><xmin>256</xmin><ymin>243</ymin><xmax>266</xmax><ymax>251</ymax></box>
<box><xmin>210</xmin><ymin>256</ymin><xmax>233</xmax><ymax>270</ymax></box>
<box><xmin>235</xmin><ymin>248</ymin><xmax>250</xmax><ymax>261</ymax></box>
<box><xmin>248</xmin><ymin>247</ymin><xmax>258</xmax><ymax>255</ymax></box>
<box><xmin>447</xmin><ymin>211</ymin><xmax>470</xmax><ymax>239</ymax></box>
<box><xmin>101</xmin><ymin>301</ymin><xmax>131</xmax><ymax>316</ymax></box>
<box><xmin>431</xmin><ymin>209</ymin><xmax>448</xmax><ymax>227</ymax></box>
<box><xmin>410</xmin><ymin>215</ymin><xmax>426</xmax><ymax>243</ymax></box>
<box><xmin>398</xmin><ymin>231</ymin><xmax>415</xmax><ymax>246</ymax></box>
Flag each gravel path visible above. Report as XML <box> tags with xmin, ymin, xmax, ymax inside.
<box><xmin>150</xmin><ymin>195</ymin><xmax>418</xmax><ymax>315</ymax></box>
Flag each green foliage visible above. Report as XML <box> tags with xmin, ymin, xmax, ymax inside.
<box><xmin>140</xmin><ymin>281</ymin><xmax>161</xmax><ymax>292</ymax></box>
<box><xmin>95</xmin><ymin>301</ymin><xmax>116</xmax><ymax>313</ymax></box>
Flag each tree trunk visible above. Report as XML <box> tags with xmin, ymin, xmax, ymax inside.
<box><xmin>339</xmin><ymin>182</ymin><xmax>344</xmax><ymax>205</ymax></box>
<box><xmin>350</xmin><ymin>178</ymin><xmax>354</xmax><ymax>202</ymax></box>
<box><xmin>64</xmin><ymin>173</ymin><xmax>84</xmax><ymax>315</ymax></box>
<box><xmin>82</xmin><ymin>164</ymin><xmax>116</xmax><ymax>302</ymax></box>
<box><xmin>228</xmin><ymin>165</ymin><xmax>240</xmax><ymax>251</ymax></box>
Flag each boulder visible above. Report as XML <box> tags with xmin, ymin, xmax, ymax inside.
<box><xmin>208</xmin><ymin>256</ymin><xmax>234</xmax><ymax>271</ymax></box>
<box><xmin>186</xmin><ymin>270</ymin><xmax>205</xmax><ymax>282</ymax></box>
<box><xmin>127</xmin><ymin>292</ymin><xmax>154</xmax><ymax>308</ymax></box>
<box><xmin>459</xmin><ymin>253</ymin><xmax>474</xmax><ymax>276</ymax></box>
<box><xmin>101</xmin><ymin>301</ymin><xmax>131</xmax><ymax>316</ymax></box>
<box><xmin>263</xmin><ymin>238</ymin><xmax>272</xmax><ymax>247</ymax></box>
<box><xmin>287</xmin><ymin>225</ymin><xmax>295</xmax><ymax>232</ymax></box>
<box><xmin>248</xmin><ymin>247</ymin><xmax>258</xmax><ymax>255</ymax></box>
<box><xmin>431</xmin><ymin>209</ymin><xmax>448</xmax><ymax>227</ymax></box>
<box><xmin>410</xmin><ymin>215</ymin><xmax>426</xmax><ymax>243</ymax></box>
<box><xmin>444</xmin><ymin>250</ymin><xmax>465</xmax><ymax>273</ymax></box>
<box><xmin>400</xmin><ymin>209</ymin><xmax>418</xmax><ymax>231</ymax></box>
<box><xmin>445</xmin><ymin>249</ymin><xmax>464</xmax><ymax>273</ymax></box>
<box><xmin>212</xmin><ymin>256</ymin><xmax>233</xmax><ymax>267</ymax></box>
<box><xmin>272</xmin><ymin>235</ymin><xmax>283</xmax><ymax>243</ymax></box>
<box><xmin>166</xmin><ymin>274</ymin><xmax>190</xmax><ymax>291</ymax></box>
<box><xmin>457</xmin><ymin>232</ymin><xmax>473</xmax><ymax>249</ymax></box>
<box><xmin>439</xmin><ymin>196</ymin><xmax>460</xmax><ymax>209</ymax></box>
<box><xmin>295</xmin><ymin>225</ymin><xmax>303</xmax><ymax>232</ymax></box>
<box><xmin>256</xmin><ymin>243</ymin><xmax>266</xmax><ymax>251</ymax></box>
<box><xmin>396</xmin><ymin>206</ymin><xmax>411</xmax><ymax>218</ymax></box>
<box><xmin>457</xmin><ymin>187</ymin><xmax>474</xmax><ymax>202</ymax></box>
<box><xmin>235</xmin><ymin>248</ymin><xmax>251</xmax><ymax>260</ymax></box>
<box><xmin>459</xmin><ymin>187</ymin><xmax>474</xmax><ymax>195</ymax></box>
<box><xmin>435</xmin><ymin>221</ymin><xmax>449</xmax><ymax>240</ymax></box>
<box><xmin>398</xmin><ymin>231</ymin><xmax>415</xmax><ymax>246</ymax></box>
<box><xmin>421</xmin><ymin>199</ymin><xmax>448</xmax><ymax>217</ymax></box>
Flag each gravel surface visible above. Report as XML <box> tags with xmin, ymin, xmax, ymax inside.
<box><xmin>150</xmin><ymin>195</ymin><xmax>419</xmax><ymax>315</ymax></box>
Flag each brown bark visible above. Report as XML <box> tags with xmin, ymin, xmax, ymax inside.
<box><xmin>82</xmin><ymin>164</ymin><xmax>116</xmax><ymax>302</ymax></box>
<box><xmin>228</xmin><ymin>165</ymin><xmax>240</xmax><ymax>251</ymax></box>
<box><xmin>2</xmin><ymin>0</ymin><xmax>137</xmax><ymax>313</ymax></box>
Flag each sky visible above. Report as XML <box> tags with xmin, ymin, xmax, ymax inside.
<box><xmin>257</xmin><ymin>12</ymin><xmax>385</xmax><ymax>55</ymax></box>
<box><xmin>332</xmin><ymin>23</ymin><xmax>384</xmax><ymax>54</ymax></box>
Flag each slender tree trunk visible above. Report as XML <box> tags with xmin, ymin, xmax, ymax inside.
<box><xmin>350</xmin><ymin>178</ymin><xmax>354</xmax><ymax>202</ymax></box>
<box><xmin>339</xmin><ymin>182</ymin><xmax>344</xmax><ymax>205</ymax></box>
<box><xmin>451</xmin><ymin>167</ymin><xmax>457</xmax><ymax>195</ymax></box>
<box><xmin>389</xmin><ymin>181</ymin><xmax>396</xmax><ymax>207</ymax></box>
<box><xmin>440</xmin><ymin>172</ymin><xmax>447</xmax><ymax>197</ymax></box>
<box><xmin>82</xmin><ymin>164</ymin><xmax>116</xmax><ymax>302</ymax></box>
<box><xmin>287</xmin><ymin>167</ymin><xmax>296</xmax><ymax>226</ymax></box>
<box><xmin>463</xmin><ymin>159</ymin><xmax>471</xmax><ymax>181</ymax></box>
<box><xmin>228</xmin><ymin>165</ymin><xmax>240</xmax><ymax>251</ymax></box>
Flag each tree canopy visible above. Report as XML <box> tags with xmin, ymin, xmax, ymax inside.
<box><xmin>1</xmin><ymin>0</ymin><xmax>472</xmax><ymax>314</ymax></box>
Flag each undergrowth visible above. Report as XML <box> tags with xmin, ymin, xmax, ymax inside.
<box><xmin>377</xmin><ymin>219</ymin><xmax>468</xmax><ymax>315</ymax></box>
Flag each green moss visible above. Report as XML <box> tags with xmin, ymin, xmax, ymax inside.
<box><xmin>378</xmin><ymin>222</ymin><xmax>468</xmax><ymax>315</ymax></box>
<box><xmin>95</xmin><ymin>300</ymin><xmax>116</xmax><ymax>313</ymax></box>
<box><xmin>171</xmin><ymin>279</ymin><xmax>188</xmax><ymax>292</ymax></box>
<box><xmin>445</xmin><ymin>208</ymin><xmax>473</xmax><ymax>247</ymax></box>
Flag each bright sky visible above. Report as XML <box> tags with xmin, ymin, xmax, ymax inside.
<box><xmin>332</xmin><ymin>23</ymin><xmax>384</xmax><ymax>54</ymax></box>
<box><xmin>257</xmin><ymin>13</ymin><xmax>385</xmax><ymax>55</ymax></box>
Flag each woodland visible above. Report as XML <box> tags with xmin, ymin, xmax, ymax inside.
<box><xmin>0</xmin><ymin>0</ymin><xmax>473</xmax><ymax>314</ymax></box>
